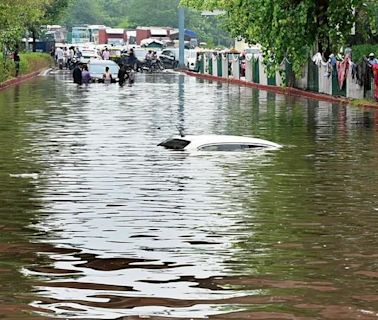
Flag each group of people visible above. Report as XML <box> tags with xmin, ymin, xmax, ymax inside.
<box><xmin>145</xmin><ymin>50</ymin><xmax>158</xmax><ymax>62</ymax></box>
<box><xmin>72</xmin><ymin>64</ymin><xmax>91</xmax><ymax>86</ymax></box>
<box><xmin>53</xmin><ymin>46</ymin><xmax>83</xmax><ymax>70</ymax></box>
<box><xmin>368</xmin><ymin>53</ymin><xmax>378</xmax><ymax>102</ymax></box>
<box><xmin>72</xmin><ymin>63</ymin><xmax>135</xmax><ymax>87</ymax></box>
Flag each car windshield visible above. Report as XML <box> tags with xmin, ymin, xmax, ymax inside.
<box><xmin>162</xmin><ymin>51</ymin><xmax>174</xmax><ymax>57</ymax></box>
<box><xmin>88</xmin><ymin>64</ymin><xmax>119</xmax><ymax>75</ymax></box>
<box><xmin>82</xmin><ymin>50</ymin><xmax>97</xmax><ymax>57</ymax></box>
<box><xmin>198</xmin><ymin>143</ymin><xmax>264</xmax><ymax>151</ymax></box>
<box><xmin>158</xmin><ymin>138</ymin><xmax>191</xmax><ymax>150</ymax></box>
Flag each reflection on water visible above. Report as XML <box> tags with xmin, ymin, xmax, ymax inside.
<box><xmin>0</xmin><ymin>71</ymin><xmax>378</xmax><ymax>319</ymax></box>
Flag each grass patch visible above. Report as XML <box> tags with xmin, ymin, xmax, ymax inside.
<box><xmin>0</xmin><ymin>52</ymin><xmax>53</xmax><ymax>84</ymax></box>
<box><xmin>350</xmin><ymin>98</ymin><xmax>378</xmax><ymax>107</ymax></box>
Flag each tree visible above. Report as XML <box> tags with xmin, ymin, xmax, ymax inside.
<box><xmin>352</xmin><ymin>0</ymin><xmax>378</xmax><ymax>44</ymax></box>
<box><xmin>181</xmin><ymin>0</ymin><xmax>371</xmax><ymax>76</ymax></box>
<box><xmin>59</xmin><ymin>0</ymin><xmax>109</xmax><ymax>27</ymax></box>
<box><xmin>24</xmin><ymin>0</ymin><xmax>72</xmax><ymax>52</ymax></box>
<box><xmin>44</xmin><ymin>0</ymin><xmax>72</xmax><ymax>24</ymax></box>
<box><xmin>126</xmin><ymin>0</ymin><xmax>180</xmax><ymax>28</ymax></box>
<box><xmin>56</xmin><ymin>0</ymin><xmax>231</xmax><ymax>47</ymax></box>
<box><xmin>0</xmin><ymin>0</ymin><xmax>50</xmax><ymax>54</ymax></box>
<box><xmin>126</xmin><ymin>0</ymin><xmax>231</xmax><ymax>46</ymax></box>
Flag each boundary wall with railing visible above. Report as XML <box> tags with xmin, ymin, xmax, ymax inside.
<box><xmin>194</xmin><ymin>52</ymin><xmax>376</xmax><ymax>101</ymax></box>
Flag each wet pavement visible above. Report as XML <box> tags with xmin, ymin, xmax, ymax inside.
<box><xmin>0</xmin><ymin>70</ymin><xmax>378</xmax><ymax>319</ymax></box>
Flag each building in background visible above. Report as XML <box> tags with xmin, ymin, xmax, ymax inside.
<box><xmin>45</xmin><ymin>25</ymin><xmax>67</xmax><ymax>43</ymax></box>
<box><xmin>98</xmin><ymin>28</ymin><xmax>127</xmax><ymax>45</ymax></box>
<box><xmin>88</xmin><ymin>25</ymin><xmax>106</xmax><ymax>43</ymax></box>
<box><xmin>126</xmin><ymin>30</ymin><xmax>137</xmax><ymax>45</ymax></box>
<box><xmin>70</xmin><ymin>26</ymin><xmax>91</xmax><ymax>44</ymax></box>
<box><xmin>136</xmin><ymin>27</ymin><xmax>174</xmax><ymax>46</ymax></box>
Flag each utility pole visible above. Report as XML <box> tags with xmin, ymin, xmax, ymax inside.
<box><xmin>178</xmin><ymin>6</ymin><xmax>185</xmax><ymax>68</ymax></box>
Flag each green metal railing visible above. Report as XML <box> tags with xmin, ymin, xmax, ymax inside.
<box><xmin>307</xmin><ymin>59</ymin><xmax>319</xmax><ymax>92</ymax></box>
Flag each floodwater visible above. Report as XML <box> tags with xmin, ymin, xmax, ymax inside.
<box><xmin>0</xmin><ymin>70</ymin><xmax>377</xmax><ymax>319</ymax></box>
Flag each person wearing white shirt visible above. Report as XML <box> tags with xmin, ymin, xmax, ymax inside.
<box><xmin>102</xmin><ymin>47</ymin><xmax>110</xmax><ymax>60</ymax></box>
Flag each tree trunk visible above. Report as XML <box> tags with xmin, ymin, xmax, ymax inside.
<box><xmin>315</xmin><ymin>0</ymin><xmax>331</xmax><ymax>58</ymax></box>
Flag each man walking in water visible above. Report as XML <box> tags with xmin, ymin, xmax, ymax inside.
<box><xmin>102</xmin><ymin>66</ymin><xmax>112</xmax><ymax>84</ymax></box>
<box><xmin>73</xmin><ymin>64</ymin><xmax>82</xmax><ymax>85</ymax></box>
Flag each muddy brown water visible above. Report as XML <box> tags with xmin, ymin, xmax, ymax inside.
<box><xmin>0</xmin><ymin>71</ymin><xmax>377</xmax><ymax>319</ymax></box>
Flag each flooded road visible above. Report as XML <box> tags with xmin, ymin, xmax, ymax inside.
<box><xmin>0</xmin><ymin>71</ymin><xmax>378</xmax><ymax>319</ymax></box>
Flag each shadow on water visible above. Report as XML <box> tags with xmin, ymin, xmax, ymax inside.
<box><xmin>0</xmin><ymin>71</ymin><xmax>378</xmax><ymax>319</ymax></box>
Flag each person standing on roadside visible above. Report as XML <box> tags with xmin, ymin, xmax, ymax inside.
<box><xmin>368</xmin><ymin>53</ymin><xmax>378</xmax><ymax>66</ymax></box>
<box><xmin>13</xmin><ymin>50</ymin><xmax>20</xmax><ymax>77</ymax></box>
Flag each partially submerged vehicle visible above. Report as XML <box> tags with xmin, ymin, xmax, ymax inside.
<box><xmin>87</xmin><ymin>59</ymin><xmax>119</xmax><ymax>83</ymax></box>
<box><xmin>158</xmin><ymin>135</ymin><xmax>281</xmax><ymax>151</ymax></box>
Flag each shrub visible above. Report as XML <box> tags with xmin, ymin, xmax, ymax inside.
<box><xmin>351</xmin><ymin>44</ymin><xmax>378</xmax><ymax>62</ymax></box>
<box><xmin>0</xmin><ymin>54</ymin><xmax>14</xmax><ymax>83</ymax></box>
<box><xmin>0</xmin><ymin>52</ymin><xmax>53</xmax><ymax>84</ymax></box>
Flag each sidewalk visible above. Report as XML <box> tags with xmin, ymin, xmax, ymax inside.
<box><xmin>0</xmin><ymin>71</ymin><xmax>43</xmax><ymax>92</ymax></box>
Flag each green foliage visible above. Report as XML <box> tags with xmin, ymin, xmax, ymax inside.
<box><xmin>181</xmin><ymin>0</ymin><xmax>375</xmax><ymax>77</ymax></box>
<box><xmin>43</xmin><ymin>0</ymin><xmax>72</xmax><ymax>25</ymax></box>
<box><xmin>0</xmin><ymin>52</ymin><xmax>52</xmax><ymax>83</ymax></box>
<box><xmin>20</xmin><ymin>52</ymin><xmax>53</xmax><ymax>73</ymax></box>
<box><xmin>0</xmin><ymin>0</ymin><xmax>70</xmax><ymax>53</ymax></box>
<box><xmin>117</xmin><ymin>18</ymin><xmax>132</xmax><ymax>29</ymax></box>
<box><xmin>60</xmin><ymin>0</ymin><xmax>129</xmax><ymax>27</ymax></box>
<box><xmin>126</xmin><ymin>0</ymin><xmax>180</xmax><ymax>28</ymax></box>
<box><xmin>57</xmin><ymin>0</ymin><xmax>232</xmax><ymax>47</ymax></box>
<box><xmin>60</xmin><ymin>0</ymin><xmax>109</xmax><ymax>27</ymax></box>
<box><xmin>353</xmin><ymin>0</ymin><xmax>378</xmax><ymax>43</ymax></box>
<box><xmin>0</xmin><ymin>54</ymin><xmax>14</xmax><ymax>83</ymax></box>
<box><xmin>351</xmin><ymin>43</ymin><xmax>378</xmax><ymax>62</ymax></box>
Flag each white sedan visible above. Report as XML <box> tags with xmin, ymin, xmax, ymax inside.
<box><xmin>87</xmin><ymin>59</ymin><xmax>120</xmax><ymax>83</ymax></box>
<box><xmin>158</xmin><ymin>135</ymin><xmax>281</xmax><ymax>151</ymax></box>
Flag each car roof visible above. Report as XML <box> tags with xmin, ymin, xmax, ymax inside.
<box><xmin>88</xmin><ymin>59</ymin><xmax>118</xmax><ymax>65</ymax></box>
<box><xmin>165</xmin><ymin>134</ymin><xmax>281</xmax><ymax>150</ymax></box>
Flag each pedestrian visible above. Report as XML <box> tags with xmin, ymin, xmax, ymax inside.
<box><xmin>118</xmin><ymin>64</ymin><xmax>127</xmax><ymax>87</ymax></box>
<box><xmin>81</xmin><ymin>65</ymin><xmax>91</xmax><ymax>85</ymax></box>
<box><xmin>49</xmin><ymin>47</ymin><xmax>55</xmax><ymax>59</ymax></box>
<box><xmin>102</xmin><ymin>66</ymin><xmax>112</xmax><ymax>84</ymax></box>
<box><xmin>73</xmin><ymin>64</ymin><xmax>82</xmax><ymax>85</ymax></box>
<box><xmin>55</xmin><ymin>47</ymin><xmax>64</xmax><ymax>69</ymax></box>
<box><xmin>128</xmin><ymin>48</ymin><xmax>137</xmax><ymax>69</ymax></box>
<box><xmin>13</xmin><ymin>49</ymin><xmax>20</xmax><ymax>77</ymax></box>
<box><xmin>367</xmin><ymin>53</ymin><xmax>378</xmax><ymax>66</ymax></box>
<box><xmin>63</xmin><ymin>47</ymin><xmax>69</xmax><ymax>69</ymax></box>
<box><xmin>127</xmin><ymin>69</ymin><xmax>135</xmax><ymax>87</ymax></box>
<box><xmin>102</xmin><ymin>47</ymin><xmax>110</xmax><ymax>60</ymax></box>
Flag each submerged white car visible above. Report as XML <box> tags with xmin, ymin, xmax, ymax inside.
<box><xmin>158</xmin><ymin>135</ymin><xmax>281</xmax><ymax>151</ymax></box>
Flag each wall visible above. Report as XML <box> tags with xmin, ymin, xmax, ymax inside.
<box><xmin>194</xmin><ymin>52</ymin><xmax>376</xmax><ymax>102</ymax></box>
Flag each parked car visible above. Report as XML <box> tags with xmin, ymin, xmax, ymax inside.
<box><xmin>159</xmin><ymin>49</ymin><xmax>178</xmax><ymax>69</ymax></box>
<box><xmin>79</xmin><ymin>49</ymin><xmax>102</xmax><ymax>64</ymax></box>
<box><xmin>87</xmin><ymin>59</ymin><xmax>119</xmax><ymax>83</ymax></box>
<box><xmin>158</xmin><ymin>135</ymin><xmax>282</xmax><ymax>151</ymax></box>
